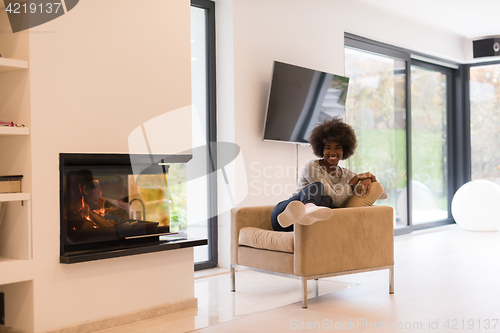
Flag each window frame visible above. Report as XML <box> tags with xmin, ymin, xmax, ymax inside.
<box><xmin>191</xmin><ymin>0</ymin><xmax>218</xmax><ymax>270</ymax></box>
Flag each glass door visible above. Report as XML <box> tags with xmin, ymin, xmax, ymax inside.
<box><xmin>344</xmin><ymin>47</ymin><xmax>408</xmax><ymax>229</ymax></box>
<box><xmin>410</xmin><ymin>61</ymin><xmax>451</xmax><ymax>226</ymax></box>
<box><xmin>345</xmin><ymin>36</ymin><xmax>455</xmax><ymax>233</ymax></box>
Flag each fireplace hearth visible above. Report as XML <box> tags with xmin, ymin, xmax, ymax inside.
<box><xmin>60</xmin><ymin>153</ymin><xmax>206</xmax><ymax>263</ymax></box>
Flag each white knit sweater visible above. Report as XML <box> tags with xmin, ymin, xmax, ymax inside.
<box><xmin>293</xmin><ymin>160</ymin><xmax>356</xmax><ymax>207</ymax></box>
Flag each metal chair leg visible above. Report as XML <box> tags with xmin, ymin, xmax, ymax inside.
<box><xmin>314</xmin><ymin>278</ymin><xmax>319</xmax><ymax>297</ymax></box>
<box><xmin>231</xmin><ymin>264</ymin><xmax>236</xmax><ymax>292</ymax></box>
<box><xmin>302</xmin><ymin>277</ymin><xmax>308</xmax><ymax>308</ymax></box>
<box><xmin>389</xmin><ymin>266</ymin><xmax>394</xmax><ymax>294</ymax></box>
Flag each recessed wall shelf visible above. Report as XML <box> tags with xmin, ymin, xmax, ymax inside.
<box><xmin>0</xmin><ymin>193</ymin><xmax>30</xmax><ymax>202</ymax></box>
<box><xmin>0</xmin><ymin>57</ymin><xmax>29</xmax><ymax>72</ymax></box>
<box><xmin>0</xmin><ymin>4</ymin><xmax>33</xmax><ymax>331</ymax></box>
<box><xmin>0</xmin><ymin>127</ymin><xmax>29</xmax><ymax>136</ymax></box>
<box><xmin>0</xmin><ymin>193</ymin><xmax>31</xmax><ymax>202</ymax></box>
<box><xmin>0</xmin><ymin>258</ymin><xmax>33</xmax><ymax>285</ymax></box>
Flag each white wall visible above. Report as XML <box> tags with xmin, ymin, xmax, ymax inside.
<box><xmin>214</xmin><ymin>0</ymin><xmax>235</xmax><ymax>274</ymax></box>
<box><xmin>216</xmin><ymin>0</ymin><xmax>466</xmax><ymax>268</ymax></box>
<box><xmin>29</xmin><ymin>0</ymin><xmax>193</xmax><ymax>331</ymax></box>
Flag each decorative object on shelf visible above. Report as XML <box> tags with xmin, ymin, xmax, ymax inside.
<box><xmin>451</xmin><ymin>180</ymin><xmax>500</xmax><ymax>231</ymax></box>
<box><xmin>0</xmin><ymin>119</ymin><xmax>12</xmax><ymax>126</ymax></box>
<box><xmin>0</xmin><ymin>175</ymin><xmax>23</xmax><ymax>193</ymax></box>
<box><xmin>0</xmin><ymin>118</ymin><xmax>25</xmax><ymax>127</ymax></box>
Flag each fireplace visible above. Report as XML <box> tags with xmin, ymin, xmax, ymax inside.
<box><xmin>59</xmin><ymin>153</ymin><xmax>204</xmax><ymax>263</ymax></box>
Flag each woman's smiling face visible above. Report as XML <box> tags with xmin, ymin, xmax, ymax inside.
<box><xmin>323</xmin><ymin>141</ymin><xmax>343</xmax><ymax>166</ymax></box>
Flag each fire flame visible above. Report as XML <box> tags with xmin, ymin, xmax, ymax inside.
<box><xmin>77</xmin><ymin>189</ymin><xmax>98</xmax><ymax>228</ymax></box>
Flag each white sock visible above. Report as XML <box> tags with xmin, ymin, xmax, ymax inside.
<box><xmin>297</xmin><ymin>204</ymin><xmax>333</xmax><ymax>225</ymax></box>
<box><xmin>277</xmin><ymin>201</ymin><xmax>305</xmax><ymax>228</ymax></box>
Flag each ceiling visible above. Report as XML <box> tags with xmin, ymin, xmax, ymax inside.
<box><xmin>360</xmin><ymin>0</ymin><xmax>500</xmax><ymax>40</ymax></box>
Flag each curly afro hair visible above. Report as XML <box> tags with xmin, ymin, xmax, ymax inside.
<box><xmin>308</xmin><ymin>117</ymin><xmax>358</xmax><ymax>159</ymax></box>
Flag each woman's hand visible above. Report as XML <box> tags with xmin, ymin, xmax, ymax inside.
<box><xmin>355</xmin><ymin>178</ymin><xmax>373</xmax><ymax>197</ymax></box>
<box><xmin>357</xmin><ymin>172</ymin><xmax>377</xmax><ymax>183</ymax></box>
<box><xmin>348</xmin><ymin>172</ymin><xmax>378</xmax><ymax>186</ymax></box>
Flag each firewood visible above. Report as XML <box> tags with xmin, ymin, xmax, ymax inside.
<box><xmin>89</xmin><ymin>210</ymin><xmax>116</xmax><ymax>228</ymax></box>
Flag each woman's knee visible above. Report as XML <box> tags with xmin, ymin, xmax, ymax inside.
<box><xmin>369</xmin><ymin>182</ymin><xmax>384</xmax><ymax>199</ymax></box>
<box><xmin>319</xmin><ymin>195</ymin><xmax>333</xmax><ymax>208</ymax></box>
<box><xmin>344</xmin><ymin>182</ymin><xmax>384</xmax><ymax>208</ymax></box>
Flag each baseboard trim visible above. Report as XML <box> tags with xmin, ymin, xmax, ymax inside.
<box><xmin>40</xmin><ymin>298</ymin><xmax>198</xmax><ymax>333</ymax></box>
<box><xmin>0</xmin><ymin>326</ymin><xmax>26</xmax><ymax>333</ymax></box>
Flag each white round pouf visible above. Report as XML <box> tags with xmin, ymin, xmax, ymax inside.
<box><xmin>451</xmin><ymin>180</ymin><xmax>500</xmax><ymax>231</ymax></box>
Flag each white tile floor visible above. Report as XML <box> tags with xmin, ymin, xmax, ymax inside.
<box><xmin>97</xmin><ymin>268</ymin><xmax>351</xmax><ymax>333</ymax></box>
<box><xmin>97</xmin><ymin>224</ymin><xmax>500</xmax><ymax>333</ymax></box>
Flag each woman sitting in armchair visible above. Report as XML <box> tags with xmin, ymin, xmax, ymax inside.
<box><xmin>271</xmin><ymin>117</ymin><xmax>387</xmax><ymax>231</ymax></box>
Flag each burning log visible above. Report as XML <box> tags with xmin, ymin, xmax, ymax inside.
<box><xmin>88</xmin><ymin>210</ymin><xmax>116</xmax><ymax>228</ymax></box>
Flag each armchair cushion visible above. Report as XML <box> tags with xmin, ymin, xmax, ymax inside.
<box><xmin>238</xmin><ymin>246</ymin><xmax>294</xmax><ymax>274</ymax></box>
<box><xmin>239</xmin><ymin>227</ymin><xmax>294</xmax><ymax>253</ymax></box>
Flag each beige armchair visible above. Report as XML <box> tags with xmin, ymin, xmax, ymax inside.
<box><xmin>230</xmin><ymin>205</ymin><xmax>394</xmax><ymax>308</ymax></box>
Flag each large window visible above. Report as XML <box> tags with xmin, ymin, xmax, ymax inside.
<box><xmin>344</xmin><ymin>47</ymin><xmax>407</xmax><ymax>228</ymax></box>
<box><xmin>191</xmin><ymin>0</ymin><xmax>217</xmax><ymax>269</ymax></box>
<box><xmin>469</xmin><ymin>63</ymin><xmax>500</xmax><ymax>183</ymax></box>
<box><xmin>345</xmin><ymin>34</ymin><xmax>456</xmax><ymax>233</ymax></box>
<box><xmin>410</xmin><ymin>62</ymin><xmax>450</xmax><ymax>224</ymax></box>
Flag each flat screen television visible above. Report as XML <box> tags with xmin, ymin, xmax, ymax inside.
<box><xmin>263</xmin><ymin>61</ymin><xmax>349</xmax><ymax>144</ymax></box>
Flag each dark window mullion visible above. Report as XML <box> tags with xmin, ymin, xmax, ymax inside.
<box><xmin>406</xmin><ymin>58</ymin><xmax>413</xmax><ymax>231</ymax></box>
<box><xmin>191</xmin><ymin>0</ymin><xmax>218</xmax><ymax>271</ymax></box>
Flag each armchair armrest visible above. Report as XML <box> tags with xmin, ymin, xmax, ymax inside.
<box><xmin>231</xmin><ymin>206</ymin><xmax>274</xmax><ymax>265</ymax></box>
<box><xmin>294</xmin><ymin>206</ymin><xmax>394</xmax><ymax>277</ymax></box>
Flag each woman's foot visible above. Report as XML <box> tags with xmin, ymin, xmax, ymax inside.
<box><xmin>278</xmin><ymin>202</ymin><xmax>333</xmax><ymax>228</ymax></box>
<box><xmin>298</xmin><ymin>203</ymin><xmax>333</xmax><ymax>225</ymax></box>
<box><xmin>277</xmin><ymin>201</ymin><xmax>305</xmax><ymax>228</ymax></box>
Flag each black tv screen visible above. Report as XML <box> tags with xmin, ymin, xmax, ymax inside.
<box><xmin>263</xmin><ymin>61</ymin><xmax>349</xmax><ymax>144</ymax></box>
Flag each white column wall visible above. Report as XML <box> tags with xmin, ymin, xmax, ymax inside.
<box><xmin>28</xmin><ymin>0</ymin><xmax>193</xmax><ymax>331</ymax></box>
<box><xmin>214</xmin><ymin>0</ymin><xmax>235</xmax><ymax>272</ymax></box>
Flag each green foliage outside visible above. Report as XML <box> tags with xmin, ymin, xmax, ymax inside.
<box><xmin>410</xmin><ymin>66</ymin><xmax>447</xmax><ymax>211</ymax></box>
<box><xmin>167</xmin><ymin>164</ymin><xmax>188</xmax><ymax>232</ymax></box>
<box><xmin>345</xmin><ymin>47</ymin><xmax>407</xmax><ymax>210</ymax></box>
<box><xmin>470</xmin><ymin>65</ymin><xmax>500</xmax><ymax>181</ymax></box>
<box><xmin>348</xmin><ymin>129</ymin><xmax>406</xmax><ymax>209</ymax></box>
<box><xmin>344</xmin><ymin>48</ymin><xmax>448</xmax><ymax>216</ymax></box>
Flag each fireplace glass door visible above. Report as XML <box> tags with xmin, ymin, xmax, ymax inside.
<box><xmin>60</xmin><ymin>154</ymin><xmax>190</xmax><ymax>255</ymax></box>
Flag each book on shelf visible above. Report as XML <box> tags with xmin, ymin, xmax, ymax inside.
<box><xmin>0</xmin><ymin>175</ymin><xmax>23</xmax><ymax>193</ymax></box>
